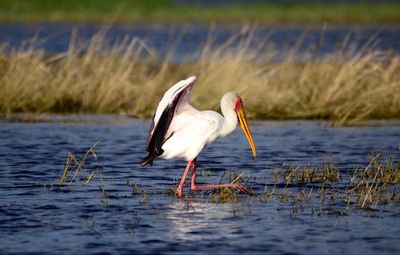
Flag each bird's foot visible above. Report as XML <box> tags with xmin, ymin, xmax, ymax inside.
<box><xmin>230</xmin><ymin>183</ymin><xmax>255</xmax><ymax>196</ymax></box>
<box><xmin>176</xmin><ymin>186</ymin><xmax>184</xmax><ymax>198</ymax></box>
<box><xmin>191</xmin><ymin>183</ymin><xmax>254</xmax><ymax>196</ymax></box>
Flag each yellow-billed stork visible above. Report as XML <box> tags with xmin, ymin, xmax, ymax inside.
<box><xmin>142</xmin><ymin>76</ymin><xmax>256</xmax><ymax>198</ymax></box>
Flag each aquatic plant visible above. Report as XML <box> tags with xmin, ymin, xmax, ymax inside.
<box><xmin>58</xmin><ymin>141</ymin><xmax>400</xmax><ymax>215</ymax></box>
<box><xmin>283</xmin><ymin>162</ymin><xmax>341</xmax><ymax>184</ymax></box>
<box><xmin>262</xmin><ymin>153</ymin><xmax>400</xmax><ymax>211</ymax></box>
<box><xmin>59</xmin><ymin>141</ymin><xmax>100</xmax><ymax>185</ymax></box>
<box><xmin>209</xmin><ymin>171</ymin><xmax>253</xmax><ymax>203</ymax></box>
<box><xmin>346</xmin><ymin>154</ymin><xmax>400</xmax><ymax>209</ymax></box>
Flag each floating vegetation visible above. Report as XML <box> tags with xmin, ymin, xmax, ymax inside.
<box><xmin>128</xmin><ymin>179</ymin><xmax>145</xmax><ymax>195</ymax></box>
<box><xmin>282</xmin><ymin>162</ymin><xmax>341</xmax><ymax>184</ymax></box>
<box><xmin>199</xmin><ymin>153</ymin><xmax>400</xmax><ymax>216</ymax></box>
<box><xmin>58</xmin><ymin>143</ymin><xmax>400</xmax><ymax>216</ymax></box>
<box><xmin>208</xmin><ymin>171</ymin><xmax>254</xmax><ymax>204</ymax></box>
<box><xmin>259</xmin><ymin>153</ymin><xmax>400</xmax><ymax>214</ymax></box>
<box><xmin>346</xmin><ymin>154</ymin><xmax>400</xmax><ymax>209</ymax></box>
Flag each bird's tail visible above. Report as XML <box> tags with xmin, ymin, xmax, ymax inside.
<box><xmin>141</xmin><ymin>150</ymin><xmax>163</xmax><ymax>166</ymax></box>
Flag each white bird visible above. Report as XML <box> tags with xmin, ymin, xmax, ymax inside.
<box><xmin>142</xmin><ymin>76</ymin><xmax>256</xmax><ymax>198</ymax></box>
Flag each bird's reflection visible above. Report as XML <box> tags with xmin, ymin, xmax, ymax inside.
<box><xmin>164</xmin><ymin>199</ymin><xmax>249</xmax><ymax>242</ymax></box>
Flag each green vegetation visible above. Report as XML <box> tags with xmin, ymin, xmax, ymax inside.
<box><xmin>60</xmin><ymin>142</ymin><xmax>400</xmax><ymax>213</ymax></box>
<box><xmin>60</xmin><ymin>141</ymin><xmax>99</xmax><ymax>185</ymax></box>
<box><xmin>0</xmin><ymin>0</ymin><xmax>399</xmax><ymax>24</ymax></box>
<box><xmin>261</xmin><ymin>153</ymin><xmax>400</xmax><ymax>211</ymax></box>
<box><xmin>1</xmin><ymin>30</ymin><xmax>399</xmax><ymax>125</ymax></box>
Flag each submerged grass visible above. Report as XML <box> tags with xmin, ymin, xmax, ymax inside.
<box><xmin>59</xmin><ymin>141</ymin><xmax>100</xmax><ymax>185</ymax></box>
<box><xmin>204</xmin><ymin>153</ymin><xmax>400</xmax><ymax>212</ymax></box>
<box><xmin>283</xmin><ymin>161</ymin><xmax>341</xmax><ymax>184</ymax></box>
<box><xmin>59</xmin><ymin>142</ymin><xmax>400</xmax><ymax>214</ymax></box>
<box><xmin>347</xmin><ymin>154</ymin><xmax>400</xmax><ymax>209</ymax></box>
<box><xmin>209</xmin><ymin>171</ymin><xmax>250</xmax><ymax>203</ymax></box>
<box><xmin>2</xmin><ymin>28</ymin><xmax>399</xmax><ymax>125</ymax></box>
<box><xmin>263</xmin><ymin>153</ymin><xmax>400</xmax><ymax>211</ymax></box>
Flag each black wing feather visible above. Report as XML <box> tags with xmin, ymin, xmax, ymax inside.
<box><xmin>141</xmin><ymin>89</ymin><xmax>185</xmax><ymax>166</ymax></box>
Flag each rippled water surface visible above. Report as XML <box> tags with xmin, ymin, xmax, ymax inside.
<box><xmin>0</xmin><ymin>116</ymin><xmax>399</xmax><ymax>254</ymax></box>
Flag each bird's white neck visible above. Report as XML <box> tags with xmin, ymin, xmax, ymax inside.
<box><xmin>219</xmin><ymin>99</ymin><xmax>238</xmax><ymax>137</ymax></box>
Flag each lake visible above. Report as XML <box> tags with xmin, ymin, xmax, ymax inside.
<box><xmin>1</xmin><ymin>20</ymin><xmax>400</xmax><ymax>254</ymax></box>
<box><xmin>1</xmin><ymin>22</ymin><xmax>400</xmax><ymax>62</ymax></box>
<box><xmin>0</xmin><ymin>115</ymin><xmax>399</xmax><ymax>254</ymax></box>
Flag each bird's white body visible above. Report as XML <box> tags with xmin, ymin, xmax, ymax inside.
<box><xmin>152</xmin><ymin>76</ymin><xmax>238</xmax><ymax>161</ymax></box>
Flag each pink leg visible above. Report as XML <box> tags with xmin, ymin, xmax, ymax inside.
<box><xmin>176</xmin><ymin>160</ymin><xmax>193</xmax><ymax>198</ymax></box>
<box><xmin>190</xmin><ymin>158</ymin><xmax>253</xmax><ymax>195</ymax></box>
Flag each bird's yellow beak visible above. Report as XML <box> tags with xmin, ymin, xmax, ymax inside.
<box><xmin>236</xmin><ymin>100</ymin><xmax>257</xmax><ymax>158</ymax></box>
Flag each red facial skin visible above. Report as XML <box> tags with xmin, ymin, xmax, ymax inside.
<box><xmin>235</xmin><ymin>96</ymin><xmax>243</xmax><ymax>113</ymax></box>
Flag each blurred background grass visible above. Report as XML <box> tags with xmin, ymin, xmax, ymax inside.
<box><xmin>0</xmin><ymin>0</ymin><xmax>399</xmax><ymax>124</ymax></box>
<box><xmin>1</xmin><ymin>30</ymin><xmax>399</xmax><ymax>125</ymax></box>
<box><xmin>0</xmin><ymin>0</ymin><xmax>400</xmax><ymax>24</ymax></box>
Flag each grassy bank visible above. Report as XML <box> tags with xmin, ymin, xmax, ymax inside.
<box><xmin>0</xmin><ymin>29</ymin><xmax>399</xmax><ymax>125</ymax></box>
<box><xmin>0</xmin><ymin>0</ymin><xmax>400</xmax><ymax>24</ymax></box>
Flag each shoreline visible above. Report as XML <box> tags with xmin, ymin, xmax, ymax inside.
<box><xmin>1</xmin><ymin>113</ymin><xmax>400</xmax><ymax>127</ymax></box>
<box><xmin>1</xmin><ymin>1</ymin><xmax>400</xmax><ymax>25</ymax></box>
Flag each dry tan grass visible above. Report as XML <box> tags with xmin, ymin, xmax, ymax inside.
<box><xmin>0</xmin><ymin>28</ymin><xmax>399</xmax><ymax>125</ymax></box>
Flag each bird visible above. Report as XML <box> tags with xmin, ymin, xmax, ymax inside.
<box><xmin>141</xmin><ymin>76</ymin><xmax>256</xmax><ymax>198</ymax></box>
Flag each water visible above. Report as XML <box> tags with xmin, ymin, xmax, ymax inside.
<box><xmin>0</xmin><ymin>115</ymin><xmax>399</xmax><ymax>254</ymax></box>
<box><xmin>1</xmin><ymin>22</ymin><xmax>400</xmax><ymax>62</ymax></box>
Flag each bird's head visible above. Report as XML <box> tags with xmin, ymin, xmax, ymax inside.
<box><xmin>228</xmin><ymin>93</ymin><xmax>257</xmax><ymax>158</ymax></box>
